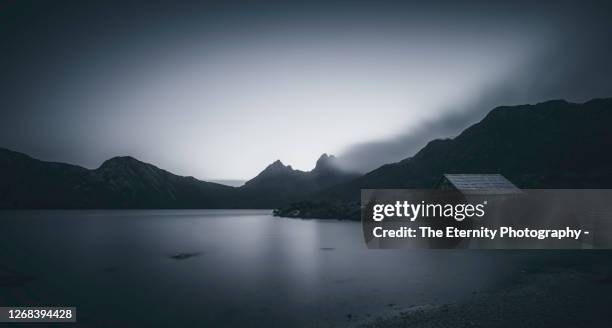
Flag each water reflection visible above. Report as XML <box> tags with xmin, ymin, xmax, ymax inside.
<box><xmin>0</xmin><ymin>210</ymin><xmax>560</xmax><ymax>327</ymax></box>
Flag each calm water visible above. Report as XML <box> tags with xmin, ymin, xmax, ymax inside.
<box><xmin>0</xmin><ymin>210</ymin><xmax>556</xmax><ymax>327</ymax></box>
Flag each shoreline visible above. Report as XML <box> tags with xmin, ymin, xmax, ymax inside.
<box><xmin>356</xmin><ymin>256</ymin><xmax>612</xmax><ymax>327</ymax></box>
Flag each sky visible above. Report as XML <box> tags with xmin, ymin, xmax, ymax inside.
<box><xmin>1</xmin><ymin>1</ymin><xmax>611</xmax><ymax>181</ymax></box>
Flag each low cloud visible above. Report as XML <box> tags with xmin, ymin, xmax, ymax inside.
<box><xmin>337</xmin><ymin>15</ymin><xmax>612</xmax><ymax>173</ymax></box>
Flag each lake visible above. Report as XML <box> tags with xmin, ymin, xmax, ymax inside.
<box><xmin>0</xmin><ymin>210</ymin><xmax>575</xmax><ymax>327</ymax></box>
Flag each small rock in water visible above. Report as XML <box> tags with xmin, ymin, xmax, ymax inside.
<box><xmin>320</xmin><ymin>247</ymin><xmax>335</xmax><ymax>251</ymax></box>
<box><xmin>169</xmin><ymin>252</ymin><xmax>201</xmax><ymax>260</ymax></box>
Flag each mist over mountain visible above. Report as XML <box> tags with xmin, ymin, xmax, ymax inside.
<box><xmin>277</xmin><ymin>97</ymin><xmax>612</xmax><ymax>219</ymax></box>
<box><xmin>7</xmin><ymin>1</ymin><xmax>612</xmax><ymax>180</ymax></box>
<box><xmin>335</xmin><ymin>6</ymin><xmax>612</xmax><ymax>174</ymax></box>
<box><xmin>245</xmin><ymin>154</ymin><xmax>354</xmax><ymax>190</ymax></box>
<box><xmin>2</xmin><ymin>97</ymin><xmax>612</xmax><ymax>211</ymax></box>
<box><xmin>339</xmin><ymin>98</ymin><xmax>612</xmax><ymax>193</ymax></box>
<box><xmin>239</xmin><ymin>154</ymin><xmax>360</xmax><ymax>206</ymax></box>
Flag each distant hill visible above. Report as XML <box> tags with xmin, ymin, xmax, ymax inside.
<box><xmin>277</xmin><ymin>98</ymin><xmax>612</xmax><ymax>219</ymax></box>
<box><xmin>0</xmin><ymin>149</ymin><xmax>238</xmax><ymax>208</ymax></box>
<box><xmin>0</xmin><ymin>149</ymin><xmax>358</xmax><ymax>209</ymax></box>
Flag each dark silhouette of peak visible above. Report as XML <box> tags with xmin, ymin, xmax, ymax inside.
<box><xmin>264</xmin><ymin>159</ymin><xmax>293</xmax><ymax>173</ymax></box>
<box><xmin>313</xmin><ymin>153</ymin><xmax>339</xmax><ymax>172</ymax></box>
<box><xmin>243</xmin><ymin>160</ymin><xmax>296</xmax><ymax>187</ymax></box>
<box><xmin>243</xmin><ymin>160</ymin><xmax>299</xmax><ymax>188</ymax></box>
<box><xmin>99</xmin><ymin>156</ymin><xmax>144</xmax><ymax>168</ymax></box>
<box><xmin>97</xmin><ymin>156</ymin><xmax>167</xmax><ymax>179</ymax></box>
<box><xmin>241</xmin><ymin>155</ymin><xmax>361</xmax><ymax>205</ymax></box>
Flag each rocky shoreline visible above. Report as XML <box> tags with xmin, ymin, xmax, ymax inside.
<box><xmin>274</xmin><ymin>200</ymin><xmax>361</xmax><ymax>220</ymax></box>
<box><xmin>356</xmin><ymin>256</ymin><xmax>612</xmax><ymax>328</ymax></box>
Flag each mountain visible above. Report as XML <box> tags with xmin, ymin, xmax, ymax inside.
<box><xmin>0</xmin><ymin>148</ymin><xmax>100</xmax><ymax>208</ymax></box>
<box><xmin>277</xmin><ymin>98</ymin><xmax>612</xmax><ymax>219</ymax></box>
<box><xmin>240</xmin><ymin>154</ymin><xmax>360</xmax><ymax>206</ymax></box>
<box><xmin>0</xmin><ymin>149</ymin><xmax>358</xmax><ymax>209</ymax></box>
<box><xmin>0</xmin><ymin>149</ymin><xmax>238</xmax><ymax>209</ymax></box>
<box><xmin>4</xmin><ymin>97</ymin><xmax>611</xmax><ymax>210</ymax></box>
<box><xmin>92</xmin><ymin>156</ymin><xmax>240</xmax><ymax>208</ymax></box>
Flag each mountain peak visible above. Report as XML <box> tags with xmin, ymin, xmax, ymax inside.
<box><xmin>242</xmin><ymin>159</ymin><xmax>298</xmax><ymax>188</ymax></box>
<box><xmin>266</xmin><ymin>159</ymin><xmax>293</xmax><ymax>171</ymax></box>
<box><xmin>99</xmin><ymin>156</ymin><xmax>143</xmax><ymax>169</ymax></box>
<box><xmin>97</xmin><ymin>156</ymin><xmax>163</xmax><ymax>176</ymax></box>
<box><xmin>269</xmin><ymin>159</ymin><xmax>285</xmax><ymax>167</ymax></box>
<box><xmin>313</xmin><ymin>153</ymin><xmax>339</xmax><ymax>172</ymax></box>
<box><xmin>251</xmin><ymin>159</ymin><xmax>294</xmax><ymax>178</ymax></box>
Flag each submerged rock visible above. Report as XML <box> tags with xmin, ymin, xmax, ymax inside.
<box><xmin>169</xmin><ymin>252</ymin><xmax>201</xmax><ymax>260</ymax></box>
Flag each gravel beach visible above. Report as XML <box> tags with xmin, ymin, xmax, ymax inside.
<box><xmin>358</xmin><ymin>254</ymin><xmax>612</xmax><ymax>328</ymax></box>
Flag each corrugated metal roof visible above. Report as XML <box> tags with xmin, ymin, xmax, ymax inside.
<box><xmin>443</xmin><ymin>174</ymin><xmax>521</xmax><ymax>195</ymax></box>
